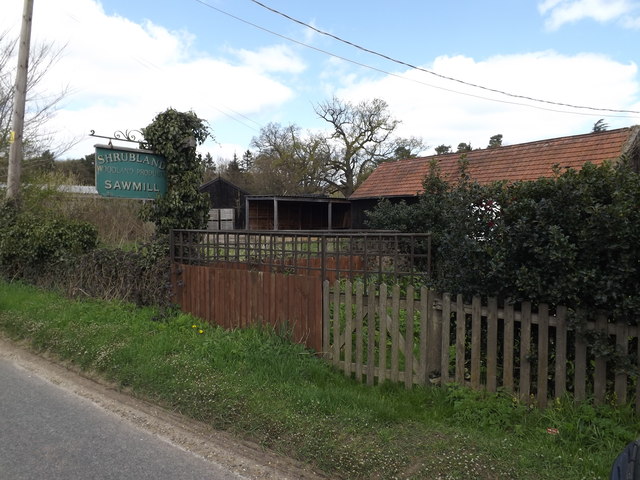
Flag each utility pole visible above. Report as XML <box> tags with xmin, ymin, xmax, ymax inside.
<box><xmin>6</xmin><ymin>0</ymin><xmax>35</xmax><ymax>203</ymax></box>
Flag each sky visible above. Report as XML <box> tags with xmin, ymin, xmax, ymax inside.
<box><xmin>2</xmin><ymin>0</ymin><xmax>640</xmax><ymax>163</ymax></box>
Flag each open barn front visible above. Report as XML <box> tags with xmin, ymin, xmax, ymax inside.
<box><xmin>246</xmin><ymin>196</ymin><xmax>351</xmax><ymax>230</ymax></box>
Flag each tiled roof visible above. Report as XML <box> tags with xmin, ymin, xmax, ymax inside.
<box><xmin>350</xmin><ymin>126</ymin><xmax>640</xmax><ymax>199</ymax></box>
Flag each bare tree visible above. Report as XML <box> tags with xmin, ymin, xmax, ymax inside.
<box><xmin>315</xmin><ymin>97</ymin><xmax>424</xmax><ymax>197</ymax></box>
<box><xmin>250</xmin><ymin>122</ymin><xmax>330</xmax><ymax>195</ymax></box>
<box><xmin>0</xmin><ymin>31</ymin><xmax>72</xmax><ymax>178</ymax></box>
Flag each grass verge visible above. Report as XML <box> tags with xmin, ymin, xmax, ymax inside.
<box><xmin>0</xmin><ymin>280</ymin><xmax>637</xmax><ymax>479</ymax></box>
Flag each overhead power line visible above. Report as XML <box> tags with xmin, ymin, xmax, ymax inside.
<box><xmin>191</xmin><ymin>0</ymin><xmax>637</xmax><ymax>118</ymax></box>
<box><xmin>248</xmin><ymin>0</ymin><xmax>640</xmax><ymax>116</ymax></box>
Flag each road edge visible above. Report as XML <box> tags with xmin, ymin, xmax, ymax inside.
<box><xmin>0</xmin><ymin>334</ymin><xmax>329</xmax><ymax>480</ymax></box>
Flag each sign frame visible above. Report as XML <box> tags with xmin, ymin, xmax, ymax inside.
<box><xmin>95</xmin><ymin>144</ymin><xmax>167</xmax><ymax>200</ymax></box>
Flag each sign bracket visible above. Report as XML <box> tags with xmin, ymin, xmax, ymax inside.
<box><xmin>89</xmin><ymin>129</ymin><xmax>149</xmax><ymax>148</ymax></box>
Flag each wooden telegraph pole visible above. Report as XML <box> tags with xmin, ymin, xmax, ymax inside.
<box><xmin>6</xmin><ymin>0</ymin><xmax>35</xmax><ymax>202</ymax></box>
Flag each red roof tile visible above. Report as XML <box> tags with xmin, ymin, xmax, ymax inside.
<box><xmin>350</xmin><ymin>126</ymin><xmax>640</xmax><ymax>199</ymax></box>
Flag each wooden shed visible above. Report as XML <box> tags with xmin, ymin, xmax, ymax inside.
<box><xmin>199</xmin><ymin>176</ymin><xmax>248</xmax><ymax>230</ymax></box>
<box><xmin>245</xmin><ymin>195</ymin><xmax>351</xmax><ymax>230</ymax></box>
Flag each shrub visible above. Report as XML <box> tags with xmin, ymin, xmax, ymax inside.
<box><xmin>0</xmin><ymin>172</ymin><xmax>171</xmax><ymax>308</ymax></box>
<box><xmin>140</xmin><ymin>108</ymin><xmax>211</xmax><ymax>234</ymax></box>
<box><xmin>0</xmin><ymin>204</ymin><xmax>98</xmax><ymax>279</ymax></box>
<box><xmin>59</xmin><ymin>242</ymin><xmax>173</xmax><ymax>308</ymax></box>
<box><xmin>366</xmin><ymin>159</ymin><xmax>640</xmax><ymax>323</ymax></box>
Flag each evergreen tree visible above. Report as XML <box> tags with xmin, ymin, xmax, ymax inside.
<box><xmin>435</xmin><ymin>144</ymin><xmax>452</xmax><ymax>155</ymax></box>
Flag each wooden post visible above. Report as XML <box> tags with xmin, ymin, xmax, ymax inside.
<box><xmin>470</xmin><ymin>296</ymin><xmax>482</xmax><ymax>390</ymax></box>
<box><xmin>390</xmin><ymin>285</ymin><xmax>400</xmax><ymax>383</ymax></box>
<box><xmin>486</xmin><ymin>297</ymin><xmax>498</xmax><ymax>392</ymax></box>
<box><xmin>455</xmin><ymin>294</ymin><xmax>466</xmax><ymax>384</ymax></box>
<box><xmin>614</xmin><ymin>321</ymin><xmax>628</xmax><ymax>405</ymax></box>
<box><xmin>322</xmin><ymin>280</ymin><xmax>330</xmax><ymax>359</ymax></box>
<box><xmin>404</xmin><ymin>285</ymin><xmax>415</xmax><ymax>388</ymax></box>
<box><xmin>6</xmin><ymin>0</ymin><xmax>34</xmax><ymax>202</ymax></box>
<box><xmin>554</xmin><ymin>306</ymin><xmax>567</xmax><ymax>398</ymax></box>
<box><xmin>273</xmin><ymin>198</ymin><xmax>278</xmax><ymax>230</ymax></box>
<box><xmin>503</xmin><ymin>303</ymin><xmax>515</xmax><ymax>393</ymax></box>
<box><xmin>366</xmin><ymin>283</ymin><xmax>376</xmax><ymax>386</ymax></box>
<box><xmin>355</xmin><ymin>282</ymin><xmax>364</xmax><ymax>382</ymax></box>
<box><xmin>378</xmin><ymin>283</ymin><xmax>388</xmax><ymax>383</ymax></box>
<box><xmin>419</xmin><ymin>287</ymin><xmax>429</xmax><ymax>385</ymax></box>
<box><xmin>440</xmin><ymin>293</ymin><xmax>451</xmax><ymax>385</ymax></box>
<box><xmin>520</xmin><ymin>302</ymin><xmax>532</xmax><ymax>402</ymax></box>
<box><xmin>537</xmin><ymin>304</ymin><xmax>549</xmax><ymax>408</ymax></box>
<box><xmin>574</xmin><ymin>328</ymin><xmax>587</xmax><ymax>402</ymax></box>
<box><xmin>332</xmin><ymin>279</ymin><xmax>341</xmax><ymax>364</ymax></box>
<box><xmin>344</xmin><ymin>279</ymin><xmax>353</xmax><ymax>378</ymax></box>
<box><xmin>593</xmin><ymin>314</ymin><xmax>608</xmax><ymax>405</ymax></box>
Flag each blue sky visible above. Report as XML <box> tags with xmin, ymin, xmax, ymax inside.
<box><xmin>2</xmin><ymin>0</ymin><xmax>640</xmax><ymax>162</ymax></box>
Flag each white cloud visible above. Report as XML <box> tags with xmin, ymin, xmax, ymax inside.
<box><xmin>538</xmin><ymin>0</ymin><xmax>640</xmax><ymax>29</ymax></box>
<box><xmin>336</xmin><ymin>51</ymin><xmax>640</xmax><ymax>153</ymax></box>
<box><xmin>0</xmin><ymin>0</ymin><xmax>297</xmax><ymax>159</ymax></box>
<box><xmin>622</xmin><ymin>14</ymin><xmax>640</xmax><ymax>27</ymax></box>
<box><xmin>3</xmin><ymin>0</ymin><xmax>638</xmax><ymax>165</ymax></box>
<box><xmin>227</xmin><ymin>44</ymin><xmax>306</xmax><ymax>74</ymax></box>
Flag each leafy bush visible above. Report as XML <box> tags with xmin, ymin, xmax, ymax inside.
<box><xmin>497</xmin><ymin>162</ymin><xmax>640</xmax><ymax>320</ymax></box>
<box><xmin>140</xmin><ymin>108</ymin><xmax>211</xmax><ymax>234</ymax></box>
<box><xmin>0</xmin><ymin>203</ymin><xmax>97</xmax><ymax>279</ymax></box>
<box><xmin>0</xmin><ymin>197</ymin><xmax>171</xmax><ymax>308</ymax></box>
<box><xmin>366</xmin><ymin>159</ymin><xmax>640</xmax><ymax>323</ymax></box>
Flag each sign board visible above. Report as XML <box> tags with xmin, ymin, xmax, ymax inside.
<box><xmin>95</xmin><ymin>145</ymin><xmax>167</xmax><ymax>199</ymax></box>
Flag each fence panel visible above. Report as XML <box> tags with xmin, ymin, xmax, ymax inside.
<box><xmin>324</xmin><ymin>279</ymin><xmax>640</xmax><ymax>410</ymax></box>
<box><xmin>175</xmin><ymin>263</ymin><xmax>323</xmax><ymax>351</ymax></box>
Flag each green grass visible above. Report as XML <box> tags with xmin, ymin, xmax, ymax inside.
<box><xmin>0</xmin><ymin>280</ymin><xmax>637</xmax><ymax>479</ymax></box>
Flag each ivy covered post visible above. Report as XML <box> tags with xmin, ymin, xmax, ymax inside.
<box><xmin>140</xmin><ymin>108</ymin><xmax>211</xmax><ymax>234</ymax></box>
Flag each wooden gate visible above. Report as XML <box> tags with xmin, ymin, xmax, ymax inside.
<box><xmin>173</xmin><ymin>263</ymin><xmax>323</xmax><ymax>352</ymax></box>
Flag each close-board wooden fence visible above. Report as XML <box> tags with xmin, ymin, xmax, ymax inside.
<box><xmin>173</xmin><ymin>262</ymin><xmax>324</xmax><ymax>351</ymax></box>
<box><xmin>323</xmin><ymin>279</ymin><xmax>640</xmax><ymax>409</ymax></box>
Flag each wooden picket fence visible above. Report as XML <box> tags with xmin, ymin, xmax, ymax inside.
<box><xmin>323</xmin><ymin>279</ymin><xmax>640</xmax><ymax>409</ymax></box>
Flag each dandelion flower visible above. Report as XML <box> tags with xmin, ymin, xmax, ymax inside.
<box><xmin>198</xmin><ymin>329</ymin><xmax>204</xmax><ymax>334</ymax></box>
<box><xmin>192</xmin><ymin>325</ymin><xmax>197</xmax><ymax>329</ymax></box>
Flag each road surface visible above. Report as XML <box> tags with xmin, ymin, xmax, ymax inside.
<box><xmin>0</xmin><ymin>336</ymin><xmax>325</xmax><ymax>480</ymax></box>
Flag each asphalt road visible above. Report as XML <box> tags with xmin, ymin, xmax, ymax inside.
<box><xmin>0</xmin><ymin>357</ymin><xmax>249</xmax><ymax>480</ymax></box>
<box><xmin>0</xmin><ymin>338</ymin><xmax>325</xmax><ymax>480</ymax></box>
